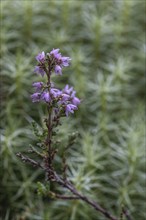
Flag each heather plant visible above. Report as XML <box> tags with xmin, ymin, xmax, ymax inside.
<box><xmin>16</xmin><ymin>49</ymin><xmax>133</xmax><ymax>220</ymax></box>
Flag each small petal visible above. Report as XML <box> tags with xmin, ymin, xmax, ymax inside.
<box><xmin>61</xmin><ymin>93</ymin><xmax>70</xmax><ymax>101</ymax></box>
<box><xmin>72</xmin><ymin>97</ymin><xmax>80</xmax><ymax>106</ymax></box>
<box><xmin>50</xmin><ymin>48</ymin><xmax>62</xmax><ymax>59</ymax></box>
<box><xmin>31</xmin><ymin>93</ymin><xmax>41</xmax><ymax>102</ymax></box>
<box><xmin>34</xmin><ymin>66</ymin><xmax>45</xmax><ymax>77</ymax></box>
<box><xmin>51</xmin><ymin>88</ymin><xmax>62</xmax><ymax>98</ymax></box>
<box><xmin>63</xmin><ymin>85</ymin><xmax>73</xmax><ymax>94</ymax></box>
<box><xmin>50</xmin><ymin>48</ymin><xmax>60</xmax><ymax>56</ymax></box>
<box><xmin>35</xmin><ymin>51</ymin><xmax>45</xmax><ymax>63</ymax></box>
<box><xmin>54</xmin><ymin>65</ymin><xmax>62</xmax><ymax>75</ymax></box>
<box><xmin>41</xmin><ymin>92</ymin><xmax>51</xmax><ymax>102</ymax></box>
<box><xmin>71</xmin><ymin>91</ymin><xmax>76</xmax><ymax>98</ymax></box>
<box><xmin>32</xmin><ymin>82</ymin><xmax>43</xmax><ymax>91</ymax></box>
<box><xmin>61</xmin><ymin>56</ymin><xmax>71</xmax><ymax>67</ymax></box>
<box><xmin>55</xmin><ymin>53</ymin><xmax>62</xmax><ymax>60</ymax></box>
<box><xmin>65</xmin><ymin>104</ymin><xmax>77</xmax><ymax>116</ymax></box>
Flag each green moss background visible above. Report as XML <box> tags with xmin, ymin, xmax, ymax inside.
<box><xmin>0</xmin><ymin>1</ymin><xmax>145</xmax><ymax>220</ymax></box>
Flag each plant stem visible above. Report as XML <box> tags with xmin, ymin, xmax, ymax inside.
<box><xmin>16</xmin><ymin>153</ymin><xmax>44</xmax><ymax>169</ymax></box>
<box><xmin>44</xmin><ymin>64</ymin><xmax>53</xmax><ymax>180</ymax></box>
<box><xmin>16</xmin><ymin>153</ymin><xmax>132</xmax><ymax>220</ymax></box>
<box><xmin>53</xmin><ymin>175</ymin><xmax>118</xmax><ymax>220</ymax></box>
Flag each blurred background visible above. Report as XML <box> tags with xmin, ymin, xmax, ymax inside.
<box><xmin>0</xmin><ymin>1</ymin><xmax>145</xmax><ymax>220</ymax></box>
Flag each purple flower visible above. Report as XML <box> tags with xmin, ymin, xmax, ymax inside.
<box><xmin>65</xmin><ymin>104</ymin><xmax>78</xmax><ymax>116</ymax></box>
<box><xmin>71</xmin><ymin>90</ymin><xmax>76</xmax><ymax>98</ymax></box>
<box><xmin>62</xmin><ymin>85</ymin><xmax>80</xmax><ymax>106</ymax></box>
<box><xmin>61</xmin><ymin>56</ymin><xmax>71</xmax><ymax>67</ymax></box>
<box><xmin>63</xmin><ymin>85</ymin><xmax>73</xmax><ymax>94</ymax></box>
<box><xmin>41</xmin><ymin>92</ymin><xmax>51</xmax><ymax>102</ymax></box>
<box><xmin>58</xmin><ymin>93</ymin><xmax>70</xmax><ymax>105</ymax></box>
<box><xmin>70</xmin><ymin>90</ymin><xmax>80</xmax><ymax>106</ymax></box>
<box><xmin>61</xmin><ymin>93</ymin><xmax>70</xmax><ymax>102</ymax></box>
<box><xmin>50</xmin><ymin>48</ymin><xmax>60</xmax><ymax>58</ymax></box>
<box><xmin>72</xmin><ymin>97</ymin><xmax>80</xmax><ymax>106</ymax></box>
<box><xmin>32</xmin><ymin>82</ymin><xmax>43</xmax><ymax>91</ymax></box>
<box><xmin>50</xmin><ymin>88</ymin><xmax>62</xmax><ymax>98</ymax></box>
<box><xmin>31</xmin><ymin>93</ymin><xmax>41</xmax><ymax>102</ymax></box>
<box><xmin>55</xmin><ymin>53</ymin><xmax>62</xmax><ymax>60</ymax></box>
<box><xmin>49</xmin><ymin>49</ymin><xmax>71</xmax><ymax>75</ymax></box>
<box><xmin>35</xmin><ymin>51</ymin><xmax>45</xmax><ymax>63</ymax></box>
<box><xmin>54</xmin><ymin>65</ymin><xmax>62</xmax><ymax>75</ymax></box>
<box><xmin>34</xmin><ymin>66</ymin><xmax>45</xmax><ymax>77</ymax></box>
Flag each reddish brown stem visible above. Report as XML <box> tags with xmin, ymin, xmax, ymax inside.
<box><xmin>17</xmin><ymin>153</ymin><xmax>133</xmax><ymax>220</ymax></box>
<box><xmin>53</xmin><ymin>175</ymin><xmax>118</xmax><ymax>220</ymax></box>
<box><xmin>46</xmin><ymin>65</ymin><xmax>53</xmax><ymax>180</ymax></box>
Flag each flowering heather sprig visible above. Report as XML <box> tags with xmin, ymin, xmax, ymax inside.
<box><xmin>31</xmin><ymin>49</ymin><xmax>79</xmax><ymax>117</ymax></box>
<box><xmin>17</xmin><ymin>49</ymin><xmax>131</xmax><ymax>220</ymax></box>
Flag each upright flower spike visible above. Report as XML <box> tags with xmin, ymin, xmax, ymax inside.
<box><xmin>31</xmin><ymin>49</ymin><xmax>80</xmax><ymax>116</ymax></box>
<box><xmin>19</xmin><ymin>48</ymin><xmax>121</xmax><ymax>220</ymax></box>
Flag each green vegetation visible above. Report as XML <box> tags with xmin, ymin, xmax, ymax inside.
<box><xmin>0</xmin><ymin>1</ymin><xmax>145</xmax><ymax>220</ymax></box>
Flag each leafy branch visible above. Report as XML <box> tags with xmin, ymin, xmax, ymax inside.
<box><xmin>17</xmin><ymin>49</ymin><xmax>133</xmax><ymax>220</ymax></box>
